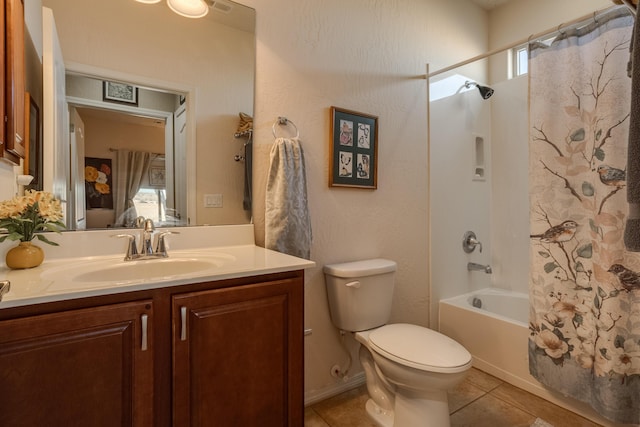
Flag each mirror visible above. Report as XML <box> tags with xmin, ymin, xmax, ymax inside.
<box><xmin>65</xmin><ymin>74</ymin><xmax>186</xmax><ymax>229</ymax></box>
<box><xmin>30</xmin><ymin>0</ymin><xmax>255</xmax><ymax>229</ymax></box>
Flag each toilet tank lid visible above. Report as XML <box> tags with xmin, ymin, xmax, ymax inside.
<box><xmin>323</xmin><ymin>259</ymin><xmax>397</xmax><ymax>278</ymax></box>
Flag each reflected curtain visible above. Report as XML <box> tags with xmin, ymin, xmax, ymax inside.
<box><xmin>528</xmin><ymin>8</ymin><xmax>637</xmax><ymax>424</ymax></box>
<box><xmin>114</xmin><ymin>150</ymin><xmax>153</xmax><ymax>226</ymax></box>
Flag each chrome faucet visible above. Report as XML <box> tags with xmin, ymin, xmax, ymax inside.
<box><xmin>467</xmin><ymin>262</ymin><xmax>492</xmax><ymax>274</ymax></box>
<box><xmin>113</xmin><ymin>218</ymin><xmax>179</xmax><ymax>261</ymax></box>
<box><xmin>141</xmin><ymin>218</ymin><xmax>156</xmax><ymax>256</ymax></box>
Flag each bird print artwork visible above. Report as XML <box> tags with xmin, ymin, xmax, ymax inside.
<box><xmin>530</xmin><ymin>220</ymin><xmax>578</xmax><ymax>243</ymax></box>
<box><xmin>597</xmin><ymin>165</ymin><xmax>626</xmax><ymax>188</ymax></box>
<box><xmin>608</xmin><ymin>264</ymin><xmax>640</xmax><ymax>292</ymax></box>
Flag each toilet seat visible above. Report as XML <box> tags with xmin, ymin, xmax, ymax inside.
<box><xmin>368</xmin><ymin>323</ymin><xmax>472</xmax><ymax>374</ymax></box>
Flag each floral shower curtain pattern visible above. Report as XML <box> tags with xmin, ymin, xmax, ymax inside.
<box><xmin>528</xmin><ymin>8</ymin><xmax>638</xmax><ymax>424</ymax></box>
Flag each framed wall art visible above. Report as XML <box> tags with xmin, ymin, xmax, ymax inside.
<box><xmin>103</xmin><ymin>81</ymin><xmax>139</xmax><ymax>105</ymax></box>
<box><xmin>329</xmin><ymin>106</ymin><xmax>378</xmax><ymax>189</ymax></box>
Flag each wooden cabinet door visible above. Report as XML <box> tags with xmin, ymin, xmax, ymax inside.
<box><xmin>0</xmin><ymin>300</ymin><xmax>154</xmax><ymax>427</ymax></box>
<box><xmin>172</xmin><ymin>278</ymin><xmax>304</xmax><ymax>427</ymax></box>
<box><xmin>0</xmin><ymin>0</ymin><xmax>5</xmax><ymax>157</ymax></box>
<box><xmin>3</xmin><ymin>0</ymin><xmax>25</xmax><ymax>163</ymax></box>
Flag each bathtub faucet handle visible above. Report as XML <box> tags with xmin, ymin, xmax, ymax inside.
<box><xmin>463</xmin><ymin>231</ymin><xmax>483</xmax><ymax>253</ymax></box>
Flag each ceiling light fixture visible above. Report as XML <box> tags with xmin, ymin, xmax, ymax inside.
<box><xmin>167</xmin><ymin>0</ymin><xmax>209</xmax><ymax>18</ymax></box>
<box><xmin>136</xmin><ymin>0</ymin><xmax>210</xmax><ymax>19</ymax></box>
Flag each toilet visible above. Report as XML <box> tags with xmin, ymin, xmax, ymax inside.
<box><xmin>323</xmin><ymin>259</ymin><xmax>472</xmax><ymax>427</ymax></box>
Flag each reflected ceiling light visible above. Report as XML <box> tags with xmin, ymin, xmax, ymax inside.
<box><xmin>135</xmin><ymin>0</ymin><xmax>162</xmax><ymax>4</ymax></box>
<box><xmin>167</xmin><ymin>0</ymin><xmax>209</xmax><ymax>18</ymax></box>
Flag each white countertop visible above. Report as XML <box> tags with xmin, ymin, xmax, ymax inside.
<box><xmin>0</xmin><ymin>225</ymin><xmax>315</xmax><ymax>309</ymax></box>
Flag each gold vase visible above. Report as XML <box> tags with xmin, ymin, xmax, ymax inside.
<box><xmin>5</xmin><ymin>241</ymin><xmax>45</xmax><ymax>269</ymax></box>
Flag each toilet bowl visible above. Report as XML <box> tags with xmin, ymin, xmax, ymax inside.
<box><xmin>356</xmin><ymin>324</ymin><xmax>471</xmax><ymax>427</ymax></box>
<box><xmin>323</xmin><ymin>259</ymin><xmax>472</xmax><ymax>427</ymax></box>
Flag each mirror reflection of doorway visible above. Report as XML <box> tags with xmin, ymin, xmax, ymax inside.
<box><xmin>66</xmin><ymin>73</ymin><xmax>187</xmax><ymax>229</ymax></box>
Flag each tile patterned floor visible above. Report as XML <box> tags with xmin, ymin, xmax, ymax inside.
<box><xmin>304</xmin><ymin>368</ymin><xmax>602</xmax><ymax>427</ymax></box>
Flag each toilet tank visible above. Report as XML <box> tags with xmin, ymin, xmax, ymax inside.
<box><xmin>323</xmin><ymin>259</ymin><xmax>397</xmax><ymax>332</ymax></box>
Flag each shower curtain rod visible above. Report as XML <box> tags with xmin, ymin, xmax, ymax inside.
<box><xmin>109</xmin><ymin>147</ymin><xmax>165</xmax><ymax>157</ymax></box>
<box><xmin>427</xmin><ymin>6</ymin><xmax>619</xmax><ymax>79</ymax></box>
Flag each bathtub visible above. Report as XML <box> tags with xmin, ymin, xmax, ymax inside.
<box><xmin>439</xmin><ymin>288</ymin><xmax>611</xmax><ymax>426</ymax></box>
<box><xmin>439</xmin><ymin>288</ymin><xmax>529</xmax><ymax>387</ymax></box>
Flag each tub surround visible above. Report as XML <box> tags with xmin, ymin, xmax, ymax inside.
<box><xmin>0</xmin><ymin>224</ymin><xmax>314</xmax><ymax>425</ymax></box>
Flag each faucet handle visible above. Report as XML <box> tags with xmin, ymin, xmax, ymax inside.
<box><xmin>154</xmin><ymin>231</ymin><xmax>180</xmax><ymax>257</ymax></box>
<box><xmin>468</xmin><ymin>237</ymin><xmax>482</xmax><ymax>253</ymax></box>
<box><xmin>462</xmin><ymin>231</ymin><xmax>483</xmax><ymax>253</ymax></box>
<box><xmin>0</xmin><ymin>280</ymin><xmax>10</xmax><ymax>301</ymax></box>
<box><xmin>113</xmin><ymin>233</ymin><xmax>139</xmax><ymax>260</ymax></box>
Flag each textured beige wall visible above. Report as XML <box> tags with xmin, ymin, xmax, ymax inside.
<box><xmin>240</xmin><ymin>0</ymin><xmax>489</xmax><ymax>400</ymax></box>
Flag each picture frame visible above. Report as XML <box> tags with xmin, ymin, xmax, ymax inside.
<box><xmin>84</xmin><ymin>157</ymin><xmax>114</xmax><ymax>209</ymax></box>
<box><xmin>23</xmin><ymin>93</ymin><xmax>43</xmax><ymax>190</ymax></box>
<box><xmin>329</xmin><ymin>106</ymin><xmax>378</xmax><ymax>189</ymax></box>
<box><xmin>149</xmin><ymin>166</ymin><xmax>166</xmax><ymax>187</ymax></box>
<box><xmin>103</xmin><ymin>81</ymin><xmax>139</xmax><ymax>105</ymax></box>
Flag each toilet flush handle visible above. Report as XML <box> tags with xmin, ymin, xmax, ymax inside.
<box><xmin>345</xmin><ymin>281</ymin><xmax>361</xmax><ymax>289</ymax></box>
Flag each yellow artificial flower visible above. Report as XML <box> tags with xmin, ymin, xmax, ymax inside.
<box><xmin>95</xmin><ymin>183</ymin><xmax>111</xmax><ymax>195</ymax></box>
<box><xmin>85</xmin><ymin>166</ymin><xmax>99</xmax><ymax>182</ymax></box>
<box><xmin>0</xmin><ymin>190</ymin><xmax>65</xmax><ymax>246</ymax></box>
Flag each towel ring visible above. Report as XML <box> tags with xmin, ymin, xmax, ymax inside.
<box><xmin>272</xmin><ymin>116</ymin><xmax>299</xmax><ymax>139</ymax></box>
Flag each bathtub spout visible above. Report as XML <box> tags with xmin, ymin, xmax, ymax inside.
<box><xmin>467</xmin><ymin>262</ymin><xmax>492</xmax><ymax>274</ymax></box>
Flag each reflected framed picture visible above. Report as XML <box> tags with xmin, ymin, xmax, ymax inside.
<box><xmin>103</xmin><ymin>81</ymin><xmax>138</xmax><ymax>106</ymax></box>
<box><xmin>84</xmin><ymin>157</ymin><xmax>113</xmax><ymax>209</ymax></box>
<box><xmin>149</xmin><ymin>166</ymin><xmax>166</xmax><ymax>187</ymax></box>
<box><xmin>329</xmin><ymin>106</ymin><xmax>378</xmax><ymax>189</ymax></box>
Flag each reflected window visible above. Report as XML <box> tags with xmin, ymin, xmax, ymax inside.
<box><xmin>133</xmin><ymin>188</ymin><xmax>167</xmax><ymax>224</ymax></box>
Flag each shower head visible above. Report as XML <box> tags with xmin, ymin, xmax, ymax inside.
<box><xmin>464</xmin><ymin>81</ymin><xmax>495</xmax><ymax>99</ymax></box>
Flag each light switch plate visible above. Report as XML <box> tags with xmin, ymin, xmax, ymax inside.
<box><xmin>204</xmin><ymin>194</ymin><xmax>223</xmax><ymax>208</ymax></box>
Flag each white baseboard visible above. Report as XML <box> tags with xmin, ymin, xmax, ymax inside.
<box><xmin>304</xmin><ymin>372</ymin><xmax>366</xmax><ymax>407</ymax></box>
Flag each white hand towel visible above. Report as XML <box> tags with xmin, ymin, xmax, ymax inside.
<box><xmin>265</xmin><ymin>137</ymin><xmax>312</xmax><ymax>259</ymax></box>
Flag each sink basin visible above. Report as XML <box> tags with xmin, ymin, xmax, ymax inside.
<box><xmin>41</xmin><ymin>252</ymin><xmax>236</xmax><ymax>291</ymax></box>
<box><xmin>73</xmin><ymin>258</ymin><xmax>219</xmax><ymax>282</ymax></box>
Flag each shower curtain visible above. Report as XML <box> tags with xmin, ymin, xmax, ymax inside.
<box><xmin>528</xmin><ymin>8</ymin><xmax>638</xmax><ymax>424</ymax></box>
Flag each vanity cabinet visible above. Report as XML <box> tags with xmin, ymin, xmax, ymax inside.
<box><xmin>172</xmin><ymin>277</ymin><xmax>303</xmax><ymax>426</ymax></box>
<box><xmin>0</xmin><ymin>300</ymin><xmax>154</xmax><ymax>427</ymax></box>
<box><xmin>0</xmin><ymin>270</ymin><xmax>304</xmax><ymax>427</ymax></box>
<box><xmin>1</xmin><ymin>0</ymin><xmax>25</xmax><ymax>165</ymax></box>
